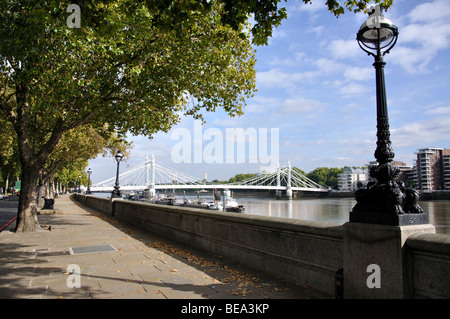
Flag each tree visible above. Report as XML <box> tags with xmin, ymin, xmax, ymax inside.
<box><xmin>0</xmin><ymin>0</ymin><xmax>394</xmax><ymax>232</ymax></box>
<box><xmin>1</xmin><ymin>0</ymin><xmax>258</xmax><ymax>232</ymax></box>
<box><xmin>293</xmin><ymin>167</ymin><xmax>307</xmax><ymax>176</ymax></box>
<box><xmin>307</xmin><ymin>167</ymin><xmax>343</xmax><ymax>189</ymax></box>
<box><xmin>37</xmin><ymin>125</ymin><xmax>131</xmax><ymax>204</ymax></box>
<box><xmin>227</xmin><ymin>173</ymin><xmax>258</xmax><ymax>183</ymax></box>
<box><xmin>0</xmin><ymin>116</ymin><xmax>20</xmax><ymax>195</ymax></box>
<box><xmin>220</xmin><ymin>0</ymin><xmax>393</xmax><ymax>45</ymax></box>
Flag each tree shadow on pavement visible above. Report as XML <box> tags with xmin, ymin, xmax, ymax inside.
<box><xmin>69</xmin><ymin>197</ymin><xmax>330</xmax><ymax>299</ymax></box>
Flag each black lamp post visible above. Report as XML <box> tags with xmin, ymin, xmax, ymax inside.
<box><xmin>350</xmin><ymin>6</ymin><xmax>428</xmax><ymax>226</ymax></box>
<box><xmin>78</xmin><ymin>175</ymin><xmax>81</xmax><ymax>193</ymax></box>
<box><xmin>111</xmin><ymin>151</ymin><xmax>123</xmax><ymax>198</ymax></box>
<box><xmin>87</xmin><ymin>168</ymin><xmax>92</xmax><ymax>195</ymax></box>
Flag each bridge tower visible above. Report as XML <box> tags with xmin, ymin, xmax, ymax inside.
<box><xmin>286</xmin><ymin>161</ymin><xmax>293</xmax><ymax>199</ymax></box>
<box><xmin>145</xmin><ymin>155</ymin><xmax>156</xmax><ymax>198</ymax></box>
<box><xmin>145</xmin><ymin>156</ymin><xmax>150</xmax><ymax>186</ymax></box>
<box><xmin>276</xmin><ymin>163</ymin><xmax>282</xmax><ymax>199</ymax></box>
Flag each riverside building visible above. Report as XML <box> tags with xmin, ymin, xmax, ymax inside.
<box><xmin>338</xmin><ymin>167</ymin><xmax>368</xmax><ymax>191</ymax></box>
<box><xmin>416</xmin><ymin>148</ymin><xmax>450</xmax><ymax>191</ymax></box>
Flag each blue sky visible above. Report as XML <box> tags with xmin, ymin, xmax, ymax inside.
<box><xmin>89</xmin><ymin>0</ymin><xmax>450</xmax><ymax>184</ymax></box>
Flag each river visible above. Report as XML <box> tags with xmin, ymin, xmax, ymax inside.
<box><xmin>236</xmin><ymin>197</ymin><xmax>450</xmax><ymax>235</ymax></box>
<box><xmin>92</xmin><ymin>192</ymin><xmax>450</xmax><ymax>235</ymax></box>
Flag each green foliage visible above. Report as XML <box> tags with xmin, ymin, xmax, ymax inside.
<box><xmin>0</xmin><ymin>0</ymin><xmax>258</xmax><ymax>231</ymax></box>
<box><xmin>212</xmin><ymin>173</ymin><xmax>258</xmax><ymax>184</ymax></box>
<box><xmin>0</xmin><ymin>0</ymin><xmax>256</xmax><ymax>140</ymax></box>
<box><xmin>306</xmin><ymin>167</ymin><xmax>344</xmax><ymax>189</ymax></box>
<box><xmin>292</xmin><ymin>167</ymin><xmax>307</xmax><ymax>176</ymax></box>
<box><xmin>219</xmin><ymin>0</ymin><xmax>394</xmax><ymax>45</ymax></box>
<box><xmin>44</xmin><ymin>125</ymin><xmax>132</xmax><ymax>184</ymax></box>
<box><xmin>0</xmin><ymin>0</ymin><xmax>394</xmax><ymax>231</ymax></box>
<box><xmin>228</xmin><ymin>173</ymin><xmax>258</xmax><ymax>183</ymax></box>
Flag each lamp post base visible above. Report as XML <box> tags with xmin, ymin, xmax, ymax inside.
<box><xmin>111</xmin><ymin>187</ymin><xmax>121</xmax><ymax>199</ymax></box>
<box><xmin>343</xmin><ymin>222</ymin><xmax>435</xmax><ymax>298</ymax></box>
<box><xmin>351</xmin><ymin>161</ymin><xmax>429</xmax><ymax>226</ymax></box>
<box><xmin>350</xmin><ymin>211</ymin><xmax>429</xmax><ymax>226</ymax></box>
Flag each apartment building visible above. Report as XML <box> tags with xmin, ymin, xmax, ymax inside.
<box><xmin>338</xmin><ymin>167</ymin><xmax>368</xmax><ymax>191</ymax></box>
<box><xmin>366</xmin><ymin>160</ymin><xmax>413</xmax><ymax>185</ymax></box>
<box><xmin>337</xmin><ymin>147</ymin><xmax>450</xmax><ymax>191</ymax></box>
<box><xmin>416</xmin><ymin>148</ymin><xmax>450</xmax><ymax>191</ymax></box>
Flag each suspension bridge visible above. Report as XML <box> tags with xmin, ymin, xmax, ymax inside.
<box><xmin>90</xmin><ymin>156</ymin><xmax>328</xmax><ymax>198</ymax></box>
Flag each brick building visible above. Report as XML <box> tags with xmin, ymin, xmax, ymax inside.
<box><xmin>416</xmin><ymin>148</ymin><xmax>450</xmax><ymax>191</ymax></box>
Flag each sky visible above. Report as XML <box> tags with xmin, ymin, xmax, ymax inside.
<box><xmin>88</xmin><ymin>0</ymin><xmax>450</xmax><ymax>184</ymax></box>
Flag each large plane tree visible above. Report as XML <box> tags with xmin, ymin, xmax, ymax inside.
<box><xmin>0</xmin><ymin>0</ymin><xmax>392</xmax><ymax>232</ymax></box>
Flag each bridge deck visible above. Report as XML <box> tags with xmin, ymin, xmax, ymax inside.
<box><xmin>91</xmin><ymin>184</ymin><xmax>329</xmax><ymax>193</ymax></box>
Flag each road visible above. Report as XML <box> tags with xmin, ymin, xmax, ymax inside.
<box><xmin>0</xmin><ymin>196</ymin><xmax>18</xmax><ymax>232</ymax></box>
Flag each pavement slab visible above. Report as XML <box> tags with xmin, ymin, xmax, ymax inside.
<box><xmin>0</xmin><ymin>194</ymin><xmax>332</xmax><ymax>300</ymax></box>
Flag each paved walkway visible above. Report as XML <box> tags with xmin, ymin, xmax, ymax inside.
<box><xmin>0</xmin><ymin>194</ymin><xmax>332</xmax><ymax>299</ymax></box>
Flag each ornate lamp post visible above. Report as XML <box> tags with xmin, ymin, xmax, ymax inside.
<box><xmin>111</xmin><ymin>151</ymin><xmax>123</xmax><ymax>198</ymax></box>
<box><xmin>350</xmin><ymin>6</ymin><xmax>428</xmax><ymax>226</ymax></box>
<box><xmin>87</xmin><ymin>168</ymin><xmax>92</xmax><ymax>195</ymax></box>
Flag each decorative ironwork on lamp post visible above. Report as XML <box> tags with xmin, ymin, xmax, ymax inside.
<box><xmin>350</xmin><ymin>6</ymin><xmax>428</xmax><ymax>226</ymax></box>
<box><xmin>111</xmin><ymin>151</ymin><xmax>123</xmax><ymax>198</ymax></box>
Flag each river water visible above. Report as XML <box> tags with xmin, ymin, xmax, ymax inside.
<box><xmin>92</xmin><ymin>192</ymin><xmax>450</xmax><ymax>235</ymax></box>
<box><xmin>236</xmin><ymin>197</ymin><xmax>450</xmax><ymax>235</ymax></box>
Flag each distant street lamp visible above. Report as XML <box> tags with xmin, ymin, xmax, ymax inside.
<box><xmin>350</xmin><ymin>6</ymin><xmax>427</xmax><ymax>226</ymax></box>
<box><xmin>111</xmin><ymin>151</ymin><xmax>123</xmax><ymax>198</ymax></box>
<box><xmin>87</xmin><ymin>168</ymin><xmax>92</xmax><ymax>195</ymax></box>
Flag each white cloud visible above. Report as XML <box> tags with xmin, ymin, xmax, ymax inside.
<box><xmin>389</xmin><ymin>0</ymin><xmax>450</xmax><ymax>73</ymax></box>
<box><xmin>424</xmin><ymin>106</ymin><xmax>450</xmax><ymax>115</ymax></box>
<box><xmin>339</xmin><ymin>103</ymin><xmax>365</xmax><ymax>114</ymax></box>
<box><xmin>315</xmin><ymin>57</ymin><xmax>342</xmax><ymax>74</ymax></box>
<box><xmin>279</xmin><ymin>98</ymin><xmax>328</xmax><ymax>115</ymax></box>
<box><xmin>407</xmin><ymin>0</ymin><xmax>450</xmax><ymax>23</ymax></box>
<box><xmin>338</xmin><ymin>137</ymin><xmax>374</xmax><ymax>157</ymax></box>
<box><xmin>328</xmin><ymin>39</ymin><xmax>361</xmax><ymax>60</ymax></box>
<box><xmin>267</xmin><ymin>28</ymin><xmax>287</xmax><ymax>45</ymax></box>
<box><xmin>287</xmin><ymin>0</ymin><xmax>326</xmax><ymax>18</ymax></box>
<box><xmin>307</xmin><ymin>25</ymin><xmax>325</xmax><ymax>37</ymax></box>
<box><xmin>391</xmin><ymin>116</ymin><xmax>450</xmax><ymax>148</ymax></box>
<box><xmin>268</xmin><ymin>52</ymin><xmax>307</xmax><ymax>67</ymax></box>
<box><xmin>257</xmin><ymin>56</ymin><xmax>372</xmax><ymax>93</ymax></box>
<box><xmin>388</xmin><ymin>46</ymin><xmax>431</xmax><ymax>74</ymax></box>
<box><xmin>297</xmin><ymin>1</ymin><xmax>324</xmax><ymax>13</ymax></box>
<box><xmin>338</xmin><ymin>82</ymin><xmax>371</xmax><ymax>98</ymax></box>
<box><xmin>245</xmin><ymin>96</ymin><xmax>280</xmax><ymax>114</ymax></box>
<box><xmin>343</xmin><ymin>66</ymin><xmax>373</xmax><ymax>82</ymax></box>
<box><xmin>256</xmin><ymin>68</ymin><xmax>318</xmax><ymax>88</ymax></box>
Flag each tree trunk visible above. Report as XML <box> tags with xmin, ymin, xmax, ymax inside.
<box><xmin>38</xmin><ymin>171</ymin><xmax>46</xmax><ymax>207</ymax></box>
<box><xmin>11</xmin><ymin>84</ymin><xmax>77</xmax><ymax>231</ymax></box>
<box><xmin>4</xmin><ymin>171</ymin><xmax>9</xmax><ymax>195</ymax></box>
<box><xmin>14</xmin><ymin>165</ymin><xmax>42</xmax><ymax>232</ymax></box>
<box><xmin>49</xmin><ymin>179</ymin><xmax>55</xmax><ymax>199</ymax></box>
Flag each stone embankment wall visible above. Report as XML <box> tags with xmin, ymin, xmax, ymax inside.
<box><xmin>73</xmin><ymin>194</ymin><xmax>450</xmax><ymax>298</ymax></box>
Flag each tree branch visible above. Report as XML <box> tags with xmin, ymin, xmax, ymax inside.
<box><xmin>35</xmin><ymin>118</ymin><xmax>65</xmax><ymax>168</ymax></box>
